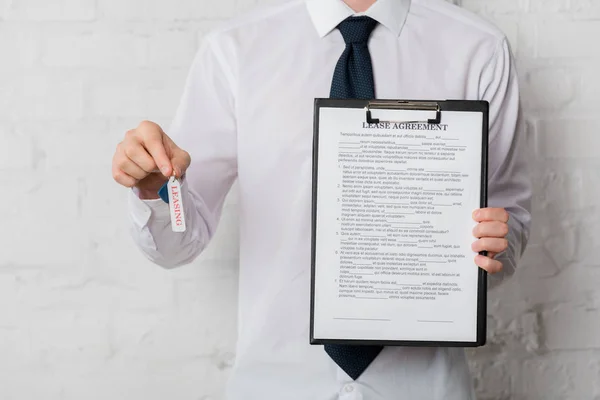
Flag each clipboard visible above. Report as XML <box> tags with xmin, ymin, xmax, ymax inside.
<box><xmin>310</xmin><ymin>98</ymin><xmax>489</xmax><ymax>347</ymax></box>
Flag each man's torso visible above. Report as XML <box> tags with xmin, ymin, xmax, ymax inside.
<box><xmin>205</xmin><ymin>0</ymin><xmax>504</xmax><ymax>398</ymax></box>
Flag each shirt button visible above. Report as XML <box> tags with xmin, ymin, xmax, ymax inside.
<box><xmin>344</xmin><ymin>384</ymin><xmax>354</xmax><ymax>392</ymax></box>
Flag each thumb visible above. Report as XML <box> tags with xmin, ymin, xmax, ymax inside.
<box><xmin>163</xmin><ymin>135</ymin><xmax>191</xmax><ymax>178</ymax></box>
<box><xmin>170</xmin><ymin>148</ymin><xmax>191</xmax><ymax>178</ymax></box>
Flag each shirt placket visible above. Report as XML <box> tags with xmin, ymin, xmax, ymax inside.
<box><xmin>339</xmin><ymin>382</ymin><xmax>363</xmax><ymax>400</ymax></box>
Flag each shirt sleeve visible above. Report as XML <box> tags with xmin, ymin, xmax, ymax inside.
<box><xmin>127</xmin><ymin>33</ymin><xmax>238</xmax><ymax>269</ymax></box>
<box><xmin>479</xmin><ymin>37</ymin><xmax>532</xmax><ymax>290</ymax></box>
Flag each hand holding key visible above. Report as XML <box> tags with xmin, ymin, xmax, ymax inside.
<box><xmin>112</xmin><ymin>120</ymin><xmax>191</xmax><ymax>199</ymax></box>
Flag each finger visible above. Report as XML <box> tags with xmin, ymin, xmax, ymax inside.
<box><xmin>487</xmin><ymin>252</ymin><xmax>498</xmax><ymax>259</ymax></box>
<box><xmin>163</xmin><ymin>135</ymin><xmax>191</xmax><ymax>178</ymax></box>
<box><xmin>475</xmin><ymin>254</ymin><xmax>503</xmax><ymax>274</ymax></box>
<box><xmin>136</xmin><ymin>122</ymin><xmax>172</xmax><ymax>176</ymax></box>
<box><xmin>472</xmin><ymin>237</ymin><xmax>508</xmax><ymax>254</ymax></box>
<box><xmin>124</xmin><ymin>142</ymin><xmax>157</xmax><ymax>174</ymax></box>
<box><xmin>473</xmin><ymin>221</ymin><xmax>509</xmax><ymax>238</ymax></box>
<box><xmin>114</xmin><ymin>143</ymin><xmax>149</xmax><ymax>180</ymax></box>
<box><xmin>171</xmin><ymin>151</ymin><xmax>191</xmax><ymax>178</ymax></box>
<box><xmin>472</xmin><ymin>208</ymin><xmax>509</xmax><ymax>223</ymax></box>
<box><xmin>119</xmin><ymin>156</ymin><xmax>149</xmax><ymax>180</ymax></box>
<box><xmin>112</xmin><ymin>164</ymin><xmax>138</xmax><ymax>188</ymax></box>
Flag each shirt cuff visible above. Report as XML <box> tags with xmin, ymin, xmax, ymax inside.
<box><xmin>128</xmin><ymin>186</ymin><xmax>171</xmax><ymax>228</ymax></box>
<box><xmin>488</xmin><ymin>214</ymin><xmax>526</xmax><ymax>290</ymax></box>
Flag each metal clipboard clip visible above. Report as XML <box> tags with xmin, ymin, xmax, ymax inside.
<box><xmin>365</xmin><ymin>101</ymin><xmax>442</xmax><ymax>125</ymax></box>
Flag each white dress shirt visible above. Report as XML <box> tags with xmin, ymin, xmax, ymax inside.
<box><xmin>127</xmin><ymin>0</ymin><xmax>532</xmax><ymax>398</ymax></box>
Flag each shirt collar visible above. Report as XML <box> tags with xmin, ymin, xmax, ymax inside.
<box><xmin>306</xmin><ymin>0</ymin><xmax>411</xmax><ymax>38</ymax></box>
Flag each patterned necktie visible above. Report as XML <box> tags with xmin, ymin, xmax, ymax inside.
<box><xmin>330</xmin><ymin>16</ymin><xmax>378</xmax><ymax>99</ymax></box>
<box><xmin>325</xmin><ymin>16</ymin><xmax>384</xmax><ymax>381</ymax></box>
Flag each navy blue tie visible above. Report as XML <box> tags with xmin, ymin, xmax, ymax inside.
<box><xmin>325</xmin><ymin>16</ymin><xmax>384</xmax><ymax>381</ymax></box>
<box><xmin>330</xmin><ymin>16</ymin><xmax>378</xmax><ymax>99</ymax></box>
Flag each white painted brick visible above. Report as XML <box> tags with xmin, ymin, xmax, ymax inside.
<box><xmin>514</xmin><ymin>15</ymin><xmax>538</xmax><ymax>59</ymax></box>
<box><xmin>11</xmin><ymin>120</ymin><xmax>114</xmax><ymax>170</ymax></box>
<box><xmin>0</xmin><ymin>275</ymin><xmax>19</xmax><ymax>329</ymax></box>
<box><xmin>0</xmin><ymin>70</ymin><xmax>84</xmax><ymax>121</ymax></box>
<box><xmin>4</xmin><ymin>0</ymin><xmax>96</xmax><ymax>21</ymax></box>
<box><xmin>0</xmin><ymin>126</ymin><xmax>34</xmax><ymax>170</ymax></box>
<box><xmin>571</xmin><ymin>0</ymin><xmax>600</xmax><ymax>18</ymax></box>
<box><xmin>522</xmin><ymin>68</ymin><xmax>577</xmax><ymax>111</ymax></box>
<box><xmin>529</xmin><ymin>0</ymin><xmax>569</xmax><ymax>13</ymax></box>
<box><xmin>0</xmin><ymin>0</ymin><xmax>8</xmax><ymax>19</ymax></box>
<box><xmin>42</xmin><ymin>32</ymin><xmax>147</xmax><ymax>68</ymax></box>
<box><xmin>98</xmin><ymin>0</ymin><xmax>235</xmax><ymax>21</ymax></box>
<box><xmin>544</xmin><ymin>303</ymin><xmax>600</xmax><ymax>350</ymax></box>
<box><xmin>536</xmin><ymin>120</ymin><xmax>598</xmax><ymax>158</ymax></box>
<box><xmin>458</xmin><ymin>0</ymin><xmax>484</xmax><ymax>14</ymax></box>
<box><xmin>577</xmin><ymin>67</ymin><xmax>600</xmax><ymax>109</ymax></box>
<box><xmin>518</xmin><ymin>244</ymin><xmax>562</xmax><ymax>278</ymax></box>
<box><xmin>87</xmin><ymin>69</ymin><xmax>186</xmax><ymax>119</ymax></box>
<box><xmin>0</xmin><ymin>24</ymin><xmax>41</xmax><ymax>70</ymax></box>
<box><xmin>130</xmin><ymin>273</ymin><xmax>237</xmax><ymax>360</ymax></box>
<box><xmin>470</xmin><ymin>359</ymin><xmax>512</xmax><ymax>400</ymax></box>
<box><xmin>537</xmin><ymin>19</ymin><xmax>600</xmax><ymax>58</ymax></box>
<box><xmin>515</xmin><ymin>264</ymin><xmax>600</xmax><ymax>315</ymax></box>
<box><xmin>0</xmin><ymin>172</ymin><xmax>84</xmax><ymax>265</ymax></box>
<box><xmin>515</xmin><ymin>352</ymin><xmax>600</xmax><ymax>399</ymax></box>
<box><xmin>536</xmin><ymin>167</ymin><xmax>585</xmax><ymax>212</ymax></box>
<box><xmin>580</xmin><ymin>166</ymin><xmax>600</xmax><ymax>209</ymax></box>
<box><xmin>16</xmin><ymin>269</ymin><xmax>174</xmax><ymax>319</ymax></box>
<box><xmin>42</xmin><ymin>26</ymin><xmax>199</xmax><ymax>69</ymax></box>
<box><xmin>514</xmin><ymin>312</ymin><xmax>541</xmax><ymax>353</ymax></box>
<box><xmin>461</xmin><ymin>0</ymin><xmax>527</xmax><ymax>15</ymax></box>
<box><xmin>0</xmin><ymin>366</ymin><xmax>65</xmax><ymax>400</ymax></box>
<box><xmin>146</xmin><ymin>30</ymin><xmax>197</xmax><ymax>68</ymax></box>
<box><xmin>56</xmin><ymin>360</ymin><xmax>230</xmax><ymax>400</ymax></box>
<box><xmin>25</xmin><ymin>310</ymin><xmax>112</xmax><ymax>366</ymax></box>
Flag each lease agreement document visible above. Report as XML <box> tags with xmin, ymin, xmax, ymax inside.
<box><xmin>312</xmin><ymin>105</ymin><xmax>486</xmax><ymax>344</ymax></box>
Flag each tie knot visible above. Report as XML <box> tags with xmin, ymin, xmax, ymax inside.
<box><xmin>337</xmin><ymin>16</ymin><xmax>378</xmax><ymax>45</ymax></box>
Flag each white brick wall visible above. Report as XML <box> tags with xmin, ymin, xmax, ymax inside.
<box><xmin>1</xmin><ymin>0</ymin><xmax>598</xmax><ymax>399</ymax></box>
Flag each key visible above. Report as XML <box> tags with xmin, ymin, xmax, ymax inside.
<box><xmin>167</xmin><ymin>176</ymin><xmax>186</xmax><ymax>232</ymax></box>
